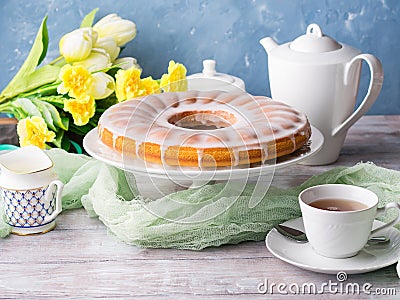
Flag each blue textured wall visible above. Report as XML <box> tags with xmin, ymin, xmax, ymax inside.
<box><xmin>0</xmin><ymin>0</ymin><xmax>399</xmax><ymax>114</ymax></box>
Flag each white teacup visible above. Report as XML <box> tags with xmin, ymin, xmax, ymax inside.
<box><xmin>299</xmin><ymin>184</ymin><xmax>400</xmax><ymax>259</ymax></box>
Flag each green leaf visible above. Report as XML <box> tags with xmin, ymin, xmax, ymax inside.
<box><xmin>0</xmin><ymin>17</ymin><xmax>50</xmax><ymax>100</ymax></box>
<box><xmin>42</xmin><ymin>101</ymin><xmax>68</xmax><ymax>131</ymax></box>
<box><xmin>38</xmin><ymin>16</ymin><xmax>49</xmax><ymax>65</ymax></box>
<box><xmin>96</xmin><ymin>95</ymin><xmax>118</xmax><ymax>110</ymax></box>
<box><xmin>61</xmin><ymin>135</ymin><xmax>71</xmax><ymax>151</ymax></box>
<box><xmin>41</xmin><ymin>95</ymin><xmax>66</xmax><ymax>109</ymax></box>
<box><xmin>52</xmin><ymin>129</ymin><xmax>71</xmax><ymax>151</ymax></box>
<box><xmin>19</xmin><ymin>81</ymin><xmax>59</xmax><ymax>98</ymax></box>
<box><xmin>11</xmin><ymin>106</ymin><xmax>28</xmax><ymax>120</ymax></box>
<box><xmin>13</xmin><ymin>98</ymin><xmax>42</xmax><ymax>118</ymax></box>
<box><xmin>52</xmin><ymin>129</ymin><xmax>64</xmax><ymax>148</ymax></box>
<box><xmin>1</xmin><ymin>65</ymin><xmax>60</xmax><ymax>100</ymax></box>
<box><xmin>80</xmin><ymin>8</ymin><xmax>99</xmax><ymax>28</ymax></box>
<box><xmin>0</xmin><ymin>102</ymin><xmax>12</xmax><ymax>114</ymax></box>
<box><xmin>69</xmin><ymin>122</ymin><xmax>94</xmax><ymax>135</ymax></box>
<box><xmin>96</xmin><ymin>62</ymin><xmax>126</xmax><ymax>74</ymax></box>
<box><xmin>31</xmin><ymin>99</ymin><xmax>56</xmax><ymax>131</ymax></box>
<box><xmin>61</xmin><ymin>116</ymin><xmax>69</xmax><ymax>131</ymax></box>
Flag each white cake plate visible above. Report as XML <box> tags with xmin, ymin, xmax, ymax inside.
<box><xmin>84</xmin><ymin>127</ymin><xmax>323</xmax><ymax>179</ymax></box>
<box><xmin>83</xmin><ymin>127</ymin><xmax>323</xmax><ymax>199</ymax></box>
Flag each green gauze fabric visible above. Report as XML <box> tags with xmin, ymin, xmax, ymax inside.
<box><xmin>1</xmin><ymin>149</ymin><xmax>399</xmax><ymax>252</ymax></box>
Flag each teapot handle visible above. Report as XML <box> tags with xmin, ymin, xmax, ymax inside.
<box><xmin>332</xmin><ymin>54</ymin><xmax>383</xmax><ymax>137</ymax></box>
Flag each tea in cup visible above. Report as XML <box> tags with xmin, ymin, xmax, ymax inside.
<box><xmin>299</xmin><ymin>184</ymin><xmax>400</xmax><ymax>258</ymax></box>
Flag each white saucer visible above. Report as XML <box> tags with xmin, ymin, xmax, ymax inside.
<box><xmin>266</xmin><ymin>217</ymin><xmax>400</xmax><ymax>274</ymax></box>
<box><xmin>83</xmin><ymin>126</ymin><xmax>323</xmax><ymax>181</ymax></box>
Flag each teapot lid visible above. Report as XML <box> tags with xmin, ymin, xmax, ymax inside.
<box><xmin>187</xmin><ymin>60</ymin><xmax>245</xmax><ymax>92</ymax></box>
<box><xmin>290</xmin><ymin>24</ymin><xmax>342</xmax><ymax>53</ymax></box>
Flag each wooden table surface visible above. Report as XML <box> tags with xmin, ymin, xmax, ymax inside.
<box><xmin>0</xmin><ymin>115</ymin><xmax>399</xmax><ymax>299</ymax></box>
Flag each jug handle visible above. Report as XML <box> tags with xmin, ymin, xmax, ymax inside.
<box><xmin>43</xmin><ymin>180</ymin><xmax>64</xmax><ymax>223</ymax></box>
<box><xmin>332</xmin><ymin>54</ymin><xmax>383</xmax><ymax>137</ymax></box>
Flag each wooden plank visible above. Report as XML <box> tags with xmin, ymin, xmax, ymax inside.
<box><xmin>0</xmin><ymin>259</ymin><xmax>397</xmax><ymax>298</ymax></box>
<box><xmin>0</xmin><ymin>217</ymin><xmax>276</xmax><ymax>262</ymax></box>
<box><xmin>0</xmin><ymin>117</ymin><xmax>17</xmax><ymax>125</ymax></box>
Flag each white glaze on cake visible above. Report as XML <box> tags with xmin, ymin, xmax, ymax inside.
<box><xmin>98</xmin><ymin>90</ymin><xmax>311</xmax><ymax>166</ymax></box>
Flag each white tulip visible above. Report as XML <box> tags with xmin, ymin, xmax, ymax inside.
<box><xmin>73</xmin><ymin>48</ymin><xmax>111</xmax><ymax>72</ymax></box>
<box><xmin>114</xmin><ymin>57</ymin><xmax>141</xmax><ymax>70</ymax></box>
<box><xmin>91</xmin><ymin>72</ymin><xmax>115</xmax><ymax>99</ymax></box>
<box><xmin>59</xmin><ymin>28</ymin><xmax>98</xmax><ymax>63</ymax></box>
<box><xmin>94</xmin><ymin>36</ymin><xmax>120</xmax><ymax>62</ymax></box>
<box><xmin>93</xmin><ymin>13</ymin><xmax>136</xmax><ymax>47</ymax></box>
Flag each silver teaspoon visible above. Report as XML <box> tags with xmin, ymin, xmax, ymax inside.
<box><xmin>274</xmin><ymin>224</ymin><xmax>390</xmax><ymax>244</ymax></box>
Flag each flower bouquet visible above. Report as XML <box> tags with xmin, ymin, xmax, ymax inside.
<box><xmin>0</xmin><ymin>8</ymin><xmax>187</xmax><ymax>151</ymax></box>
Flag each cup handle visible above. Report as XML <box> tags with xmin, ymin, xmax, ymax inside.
<box><xmin>332</xmin><ymin>54</ymin><xmax>383</xmax><ymax>137</ymax></box>
<box><xmin>370</xmin><ymin>202</ymin><xmax>400</xmax><ymax>236</ymax></box>
<box><xmin>43</xmin><ymin>180</ymin><xmax>64</xmax><ymax>223</ymax></box>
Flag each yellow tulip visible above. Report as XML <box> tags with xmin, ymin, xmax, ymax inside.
<box><xmin>57</xmin><ymin>64</ymin><xmax>93</xmax><ymax>99</ymax></box>
<box><xmin>59</xmin><ymin>28</ymin><xmax>98</xmax><ymax>63</ymax></box>
<box><xmin>94</xmin><ymin>36</ymin><xmax>120</xmax><ymax>61</ymax></box>
<box><xmin>160</xmin><ymin>61</ymin><xmax>188</xmax><ymax>92</ymax></box>
<box><xmin>114</xmin><ymin>57</ymin><xmax>141</xmax><ymax>70</ymax></box>
<box><xmin>73</xmin><ymin>48</ymin><xmax>111</xmax><ymax>72</ymax></box>
<box><xmin>93</xmin><ymin>14</ymin><xmax>136</xmax><ymax>47</ymax></box>
<box><xmin>64</xmin><ymin>94</ymin><xmax>96</xmax><ymax>126</ymax></box>
<box><xmin>91</xmin><ymin>72</ymin><xmax>115</xmax><ymax>99</ymax></box>
<box><xmin>115</xmin><ymin>67</ymin><xmax>142</xmax><ymax>102</ymax></box>
<box><xmin>17</xmin><ymin>116</ymin><xmax>55</xmax><ymax>149</ymax></box>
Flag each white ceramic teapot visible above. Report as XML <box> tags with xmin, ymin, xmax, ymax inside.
<box><xmin>0</xmin><ymin>146</ymin><xmax>63</xmax><ymax>234</ymax></box>
<box><xmin>260</xmin><ymin>23</ymin><xmax>383</xmax><ymax>165</ymax></box>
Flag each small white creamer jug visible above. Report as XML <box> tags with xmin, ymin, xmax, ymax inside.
<box><xmin>0</xmin><ymin>146</ymin><xmax>63</xmax><ymax>235</ymax></box>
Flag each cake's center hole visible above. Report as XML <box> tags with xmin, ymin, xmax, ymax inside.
<box><xmin>168</xmin><ymin>110</ymin><xmax>236</xmax><ymax>130</ymax></box>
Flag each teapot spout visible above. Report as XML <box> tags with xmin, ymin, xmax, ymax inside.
<box><xmin>259</xmin><ymin>37</ymin><xmax>278</xmax><ymax>54</ymax></box>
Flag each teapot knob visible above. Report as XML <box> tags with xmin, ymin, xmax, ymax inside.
<box><xmin>306</xmin><ymin>23</ymin><xmax>323</xmax><ymax>37</ymax></box>
<box><xmin>202</xmin><ymin>59</ymin><xmax>217</xmax><ymax>77</ymax></box>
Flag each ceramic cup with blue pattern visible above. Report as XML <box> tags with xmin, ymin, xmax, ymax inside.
<box><xmin>0</xmin><ymin>146</ymin><xmax>64</xmax><ymax>235</ymax></box>
<box><xmin>1</xmin><ymin>181</ymin><xmax>63</xmax><ymax>234</ymax></box>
